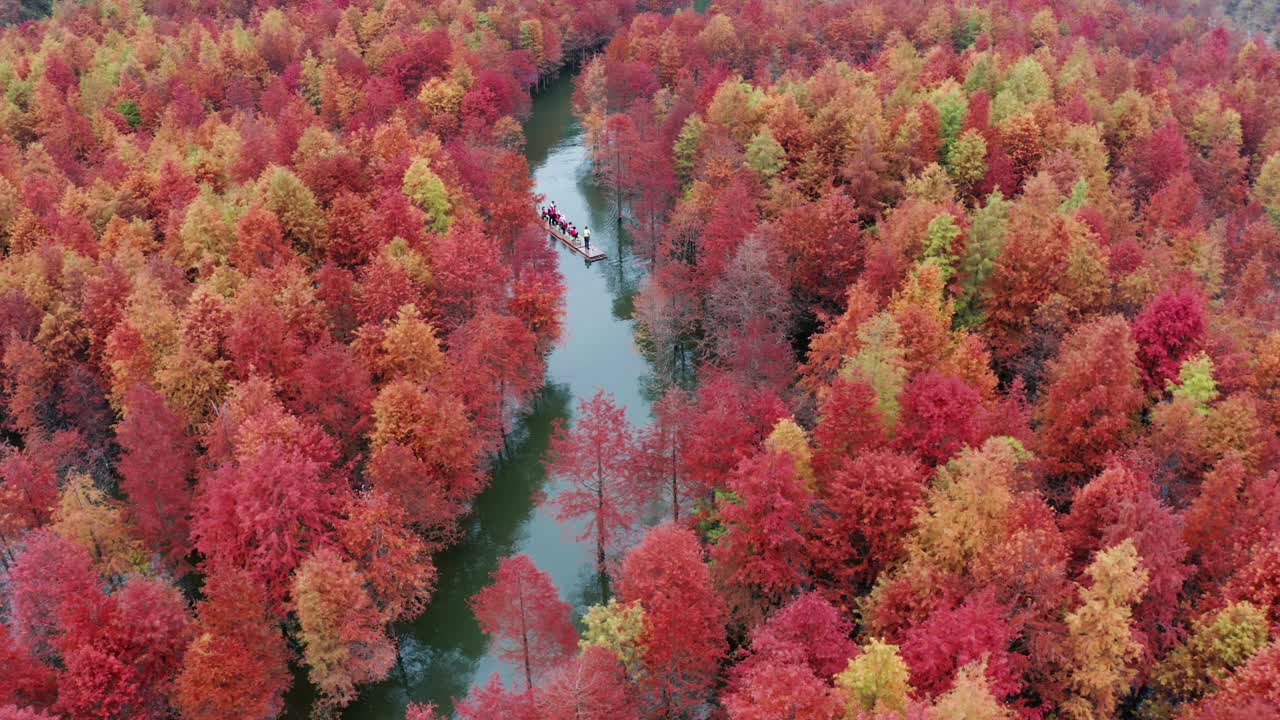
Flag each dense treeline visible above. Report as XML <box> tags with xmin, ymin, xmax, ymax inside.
<box><xmin>439</xmin><ymin>0</ymin><xmax>1280</xmax><ymax>718</ymax></box>
<box><xmin>0</xmin><ymin>0</ymin><xmax>675</xmax><ymax>717</ymax></box>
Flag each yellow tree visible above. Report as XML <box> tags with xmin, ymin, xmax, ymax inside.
<box><xmin>930</xmin><ymin>660</ymin><xmax>1013</xmax><ymax>720</ymax></box>
<box><xmin>765</xmin><ymin>417</ymin><xmax>814</xmax><ymax>489</ymax></box>
<box><xmin>1062</xmin><ymin>540</ymin><xmax>1149</xmax><ymax>720</ymax></box>
<box><xmin>52</xmin><ymin>473</ymin><xmax>144</xmax><ymax>578</ymax></box>
<box><xmin>835</xmin><ymin>638</ymin><xmax>913</xmax><ymax>716</ymax></box>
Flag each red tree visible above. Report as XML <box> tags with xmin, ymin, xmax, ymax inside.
<box><xmin>455</xmin><ymin>675</ymin><xmax>538</xmax><ymax>720</ymax></box>
<box><xmin>537</xmin><ymin>646</ymin><xmax>637</xmax><ymax>720</ymax></box>
<box><xmin>116</xmin><ymin>383</ymin><xmax>195</xmax><ymax>564</ymax></box>
<box><xmin>0</xmin><ymin>624</ymin><xmax>55</xmax><ymax>710</ymax></box>
<box><xmin>712</xmin><ymin>448</ymin><xmax>814</xmax><ymax>617</ymax></box>
<box><xmin>469</xmin><ymin>554</ymin><xmax>577</xmax><ymax>692</ymax></box>
<box><xmin>175</xmin><ymin>569</ymin><xmax>292</xmax><ymax>720</ymax></box>
<box><xmin>336</xmin><ymin>491</ymin><xmax>435</xmax><ymax>622</ymax></box>
<box><xmin>7</xmin><ymin>529</ymin><xmax>105</xmax><ymax>661</ymax></box>
<box><xmin>1036</xmin><ymin>315</ymin><xmax>1144</xmax><ymax>478</ymax></box>
<box><xmin>897</xmin><ymin>372</ymin><xmax>984</xmax><ymax>466</ymax></box>
<box><xmin>633</xmin><ymin>388</ymin><xmax>695</xmax><ymax>523</ymax></box>
<box><xmin>548</xmin><ymin>390</ymin><xmax>640</xmax><ymax>576</ymax></box>
<box><xmin>810</xmin><ymin>450</ymin><xmax>929</xmax><ymax>604</ymax></box>
<box><xmin>1132</xmin><ymin>287</ymin><xmax>1207</xmax><ymax>390</ymax></box>
<box><xmin>899</xmin><ymin>590</ymin><xmax>1025</xmax><ymax>701</ymax></box>
<box><xmin>618</xmin><ymin>524</ymin><xmax>727</xmax><ymax>718</ymax></box>
<box><xmin>735</xmin><ymin>592</ymin><xmax>858</xmax><ymax>681</ymax></box>
<box><xmin>812</xmin><ymin>377</ymin><xmax>887</xmax><ymax>481</ymax></box>
<box><xmin>682</xmin><ymin>373</ymin><xmax>787</xmax><ymax>501</ymax></box>
<box><xmin>192</xmin><ymin>443</ymin><xmax>345</xmax><ymax>608</ymax></box>
<box><xmin>723</xmin><ymin>660</ymin><xmax>842</xmax><ymax>720</ymax></box>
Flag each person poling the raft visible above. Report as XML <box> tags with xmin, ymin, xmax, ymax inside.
<box><xmin>583</xmin><ymin>226</ymin><xmax>591</xmax><ymax>250</ymax></box>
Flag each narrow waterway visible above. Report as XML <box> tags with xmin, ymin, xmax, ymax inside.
<box><xmin>284</xmin><ymin>68</ymin><xmax>653</xmax><ymax>719</ymax></box>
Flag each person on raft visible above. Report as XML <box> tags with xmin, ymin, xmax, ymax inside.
<box><xmin>583</xmin><ymin>226</ymin><xmax>591</xmax><ymax>250</ymax></box>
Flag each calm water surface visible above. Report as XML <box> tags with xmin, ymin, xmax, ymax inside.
<box><xmin>284</xmin><ymin>69</ymin><xmax>652</xmax><ymax>719</ymax></box>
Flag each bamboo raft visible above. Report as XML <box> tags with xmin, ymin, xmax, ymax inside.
<box><xmin>544</xmin><ymin>220</ymin><xmax>606</xmax><ymax>262</ymax></box>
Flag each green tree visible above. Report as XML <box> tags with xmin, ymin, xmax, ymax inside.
<box><xmin>1254</xmin><ymin>151</ymin><xmax>1280</xmax><ymax>225</ymax></box>
<box><xmin>923</xmin><ymin>213</ymin><xmax>962</xmax><ymax>281</ymax></box>
<box><xmin>673</xmin><ymin>115</ymin><xmax>705</xmax><ymax>188</ymax></box>
<box><xmin>746</xmin><ymin>127</ymin><xmax>786</xmax><ymax>182</ymax></box>
<box><xmin>1167</xmin><ymin>352</ymin><xmax>1219</xmax><ymax>413</ymax></box>
<box><xmin>580</xmin><ymin>598</ymin><xmax>648</xmax><ymax>675</ymax></box>
<box><xmin>946</xmin><ymin>129</ymin><xmax>988</xmax><ymax>190</ymax></box>
<box><xmin>840</xmin><ymin>313</ymin><xmax>908</xmax><ymax>430</ymax></box>
<box><xmin>1146</xmin><ymin>602</ymin><xmax>1269</xmax><ymax>717</ymax></box>
<box><xmin>402</xmin><ymin>157</ymin><xmax>453</xmax><ymax>233</ymax></box>
<box><xmin>955</xmin><ymin>191</ymin><xmax>1011</xmax><ymax>327</ymax></box>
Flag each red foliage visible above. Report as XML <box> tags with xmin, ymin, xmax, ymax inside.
<box><xmin>812</xmin><ymin>377</ymin><xmax>886</xmax><ymax>480</ymax></box>
<box><xmin>175</xmin><ymin>569</ymin><xmax>291</xmax><ymax>720</ymax></box>
<box><xmin>192</xmin><ymin>443</ymin><xmax>345</xmax><ymax>609</ymax></box>
<box><xmin>897</xmin><ymin>372</ymin><xmax>984</xmax><ymax>466</ymax></box>
<box><xmin>1036</xmin><ymin>316</ymin><xmax>1144</xmax><ymax>478</ymax></box>
<box><xmin>455</xmin><ymin>676</ymin><xmax>538</xmax><ymax>720</ymax></box>
<box><xmin>8</xmin><ymin>530</ymin><xmax>105</xmax><ymax>661</ymax></box>
<box><xmin>1132</xmin><ymin>287</ymin><xmax>1207</xmax><ymax>390</ymax></box>
<box><xmin>0</xmin><ymin>624</ymin><xmax>55</xmax><ymax>710</ymax></box>
<box><xmin>736</xmin><ymin>592</ymin><xmax>858</xmax><ymax>681</ymax></box>
<box><xmin>775</xmin><ymin>191</ymin><xmax>864</xmax><ymax>308</ymax></box>
<box><xmin>537</xmin><ymin>646</ymin><xmax>638</xmax><ymax>720</ymax></box>
<box><xmin>682</xmin><ymin>373</ymin><xmax>788</xmax><ymax>499</ymax></box>
<box><xmin>633</xmin><ymin>388</ymin><xmax>697</xmax><ymax>523</ymax></box>
<box><xmin>548</xmin><ymin>390</ymin><xmax>640</xmax><ymax>570</ymax></box>
<box><xmin>1224</xmin><ymin>534</ymin><xmax>1280</xmax><ymax>626</ymax></box>
<box><xmin>116</xmin><ymin>384</ymin><xmax>195</xmax><ymax>564</ymax></box>
<box><xmin>810</xmin><ymin>450</ymin><xmax>928</xmax><ymax>603</ymax></box>
<box><xmin>1064</xmin><ymin>465</ymin><xmax>1191</xmax><ymax>654</ymax></box>
<box><xmin>618</xmin><ymin>524</ymin><xmax>726</xmax><ymax>717</ymax></box>
<box><xmin>899</xmin><ymin>590</ymin><xmax>1025</xmax><ymax>700</ymax></box>
<box><xmin>723</xmin><ymin>660</ymin><xmax>841</xmax><ymax>720</ymax></box>
<box><xmin>470</xmin><ymin>554</ymin><xmax>577</xmax><ymax>691</ymax></box>
<box><xmin>712</xmin><ymin>448</ymin><xmax>814</xmax><ymax>615</ymax></box>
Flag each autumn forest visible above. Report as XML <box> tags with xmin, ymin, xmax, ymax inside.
<box><xmin>1</xmin><ymin>0</ymin><xmax>1280</xmax><ymax>718</ymax></box>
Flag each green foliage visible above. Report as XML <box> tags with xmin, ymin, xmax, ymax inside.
<box><xmin>178</xmin><ymin>188</ymin><xmax>236</xmax><ymax>271</ymax></box>
<box><xmin>952</xmin><ymin>9</ymin><xmax>986</xmax><ymax>51</ymax></box>
<box><xmin>835</xmin><ymin>638</ymin><xmax>913</xmax><ymax>715</ymax></box>
<box><xmin>1255</xmin><ymin>151</ymin><xmax>1280</xmax><ymax>225</ymax></box>
<box><xmin>673</xmin><ymin>115</ymin><xmax>705</xmax><ymax>188</ymax></box>
<box><xmin>1167</xmin><ymin>352</ymin><xmax>1219</xmax><ymax>413</ymax></box>
<box><xmin>840</xmin><ymin>313</ymin><xmax>907</xmax><ymax>430</ymax></box>
<box><xmin>402</xmin><ymin>158</ymin><xmax>453</xmax><ymax>234</ymax></box>
<box><xmin>117</xmin><ymin>100</ymin><xmax>142</xmax><ymax>129</ymax></box>
<box><xmin>992</xmin><ymin>56</ymin><xmax>1051</xmax><ymax>122</ymax></box>
<box><xmin>1059</xmin><ymin>178</ymin><xmax>1089</xmax><ymax>214</ymax></box>
<box><xmin>955</xmin><ymin>191</ymin><xmax>1011</xmax><ymax>327</ymax></box>
<box><xmin>964</xmin><ymin>53</ymin><xmax>998</xmax><ymax>94</ymax></box>
<box><xmin>258</xmin><ymin>165</ymin><xmax>325</xmax><ymax>254</ymax></box>
<box><xmin>745</xmin><ymin>127</ymin><xmax>786</xmax><ymax>182</ymax></box>
<box><xmin>931</xmin><ymin>82</ymin><xmax>969</xmax><ymax>155</ymax></box>
<box><xmin>923</xmin><ymin>213</ymin><xmax>962</xmax><ymax>281</ymax></box>
<box><xmin>1147</xmin><ymin>602</ymin><xmax>1270</xmax><ymax>716</ymax></box>
<box><xmin>945</xmin><ymin>129</ymin><xmax>988</xmax><ymax>189</ymax></box>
